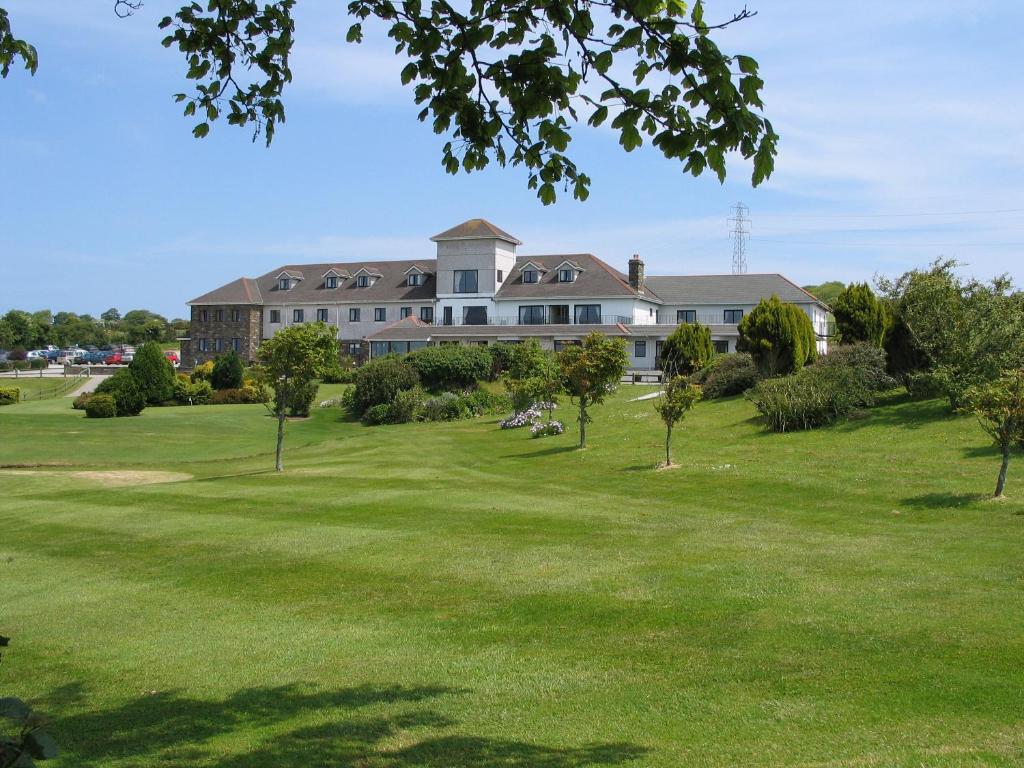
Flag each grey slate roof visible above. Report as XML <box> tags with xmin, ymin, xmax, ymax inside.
<box><xmin>644</xmin><ymin>274</ymin><xmax>825</xmax><ymax>306</ymax></box>
<box><xmin>368</xmin><ymin>322</ymin><xmax>633</xmax><ymax>341</ymax></box>
<box><xmin>495</xmin><ymin>254</ymin><xmax>657</xmax><ymax>301</ymax></box>
<box><xmin>431</xmin><ymin>218</ymin><xmax>522</xmax><ymax>245</ymax></box>
<box><xmin>189</xmin><ymin>277</ymin><xmax>264</xmax><ymax>305</ymax></box>
<box><xmin>189</xmin><ymin>260</ymin><xmax>436</xmax><ymax>305</ymax></box>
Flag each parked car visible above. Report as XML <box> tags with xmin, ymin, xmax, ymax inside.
<box><xmin>26</xmin><ymin>349</ymin><xmax>46</xmax><ymax>360</ymax></box>
<box><xmin>57</xmin><ymin>348</ymin><xmax>87</xmax><ymax>364</ymax></box>
<box><xmin>103</xmin><ymin>352</ymin><xmax>123</xmax><ymax>365</ymax></box>
<box><xmin>164</xmin><ymin>350</ymin><xmax>179</xmax><ymax>366</ymax></box>
<box><xmin>74</xmin><ymin>351</ymin><xmax>107</xmax><ymax>365</ymax></box>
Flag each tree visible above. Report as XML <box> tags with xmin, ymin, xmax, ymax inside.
<box><xmin>128</xmin><ymin>342</ymin><xmax>176</xmax><ymax>404</ymax></box>
<box><xmin>832</xmin><ymin>282</ymin><xmax>888</xmax><ymax>347</ymax></box>
<box><xmin>962</xmin><ymin>370</ymin><xmax>1024</xmax><ymax>498</ymax></box>
<box><xmin>1</xmin><ymin>2</ymin><xmax>776</xmax><ymax>204</ymax></box>
<box><xmin>211</xmin><ymin>350</ymin><xmax>245</xmax><ymax>390</ymax></box>
<box><xmin>802</xmin><ymin>281</ymin><xmax>845</xmax><ymax>307</ymax></box>
<box><xmin>736</xmin><ymin>296</ymin><xmax>818</xmax><ymax>377</ymax></box>
<box><xmin>100</xmin><ymin>307</ymin><xmax>121</xmax><ymax>324</ymax></box>
<box><xmin>558</xmin><ymin>333</ymin><xmax>628</xmax><ymax>449</ymax></box>
<box><xmin>877</xmin><ymin>259</ymin><xmax>1024</xmax><ymax>408</ymax></box>
<box><xmin>255</xmin><ymin>322</ymin><xmax>336</xmax><ymax>471</ymax></box>
<box><xmin>654</xmin><ymin>375</ymin><xmax>701</xmax><ymax>467</ymax></box>
<box><xmin>660</xmin><ymin>321</ymin><xmax>713</xmax><ymax>376</ymax></box>
<box><xmin>502</xmin><ymin>339</ymin><xmax>561</xmax><ymax>417</ymax></box>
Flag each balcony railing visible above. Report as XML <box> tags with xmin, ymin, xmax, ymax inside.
<box><xmin>437</xmin><ymin>314</ymin><xmax>634</xmax><ymax>327</ymax></box>
<box><xmin>655</xmin><ymin>311</ymin><xmax>739</xmax><ymax>326</ymax></box>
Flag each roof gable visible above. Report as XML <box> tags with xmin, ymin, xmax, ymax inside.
<box><xmin>430</xmin><ymin>218</ymin><xmax>522</xmax><ymax>245</ymax></box>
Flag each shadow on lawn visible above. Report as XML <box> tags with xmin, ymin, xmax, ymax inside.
<box><xmin>50</xmin><ymin>682</ymin><xmax>647</xmax><ymax>767</ymax></box>
<box><xmin>900</xmin><ymin>492</ymin><xmax>986</xmax><ymax>509</ymax></box>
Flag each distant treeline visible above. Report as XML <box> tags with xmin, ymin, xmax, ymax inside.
<box><xmin>0</xmin><ymin>308</ymin><xmax>188</xmax><ymax>350</ymax></box>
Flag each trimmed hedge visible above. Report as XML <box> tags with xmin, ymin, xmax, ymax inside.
<box><xmin>406</xmin><ymin>344</ymin><xmax>492</xmax><ymax>390</ymax></box>
<box><xmin>84</xmin><ymin>393</ymin><xmax>117</xmax><ymax>418</ymax></box>
<box><xmin>0</xmin><ymin>387</ymin><xmax>20</xmax><ymax>405</ymax></box>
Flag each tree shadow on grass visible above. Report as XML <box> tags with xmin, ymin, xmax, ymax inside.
<box><xmin>502</xmin><ymin>445</ymin><xmax>579</xmax><ymax>459</ymax></box>
<box><xmin>900</xmin><ymin>492</ymin><xmax>987</xmax><ymax>509</ymax></box>
<box><xmin>50</xmin><ymin>682</ymin><xmax>647</xmax><ymax>767</ymax></box>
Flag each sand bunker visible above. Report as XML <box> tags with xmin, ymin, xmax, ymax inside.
<box><xmin>1</xmin><ymin>469</ymin><xmax>192</xmax><ymax>486</ymax></box>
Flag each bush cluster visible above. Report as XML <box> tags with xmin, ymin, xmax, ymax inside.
<box><xmin>72</xmin><ymin>392</ymin><xmax>92</xmax><ymax>410</ymax></box>
<box><xmin>748</xmin><ymin>343</ymin><xmax>895</xmax><ymax>432</ymax></box>
<box><xmin>84</xmin><ymin>393</ymin><xmax>117</xmax><ymax>418</ymax></box>
<box><xmin>210</xmin><ymin>351</ymin><xmax>245</xmax><ymax>390</ymax></box>
<box><xmin>0</xmin><ymin>386</ymin><xmax>20</xmax><ymax>405</ymax></box>
<box><xmin>352</xmin><ymin>357</ymin><xmax>420</xmax><ymax>414</ymax></box>
<box><xmin>406</xmin><ymin>344</ymin><xmax>492</xmax><ymax>390</ymax></box>
<box><xmin>211</xmin><ymin>384</ymin><xmax>268</xmax><ymax>406</ymax></box>
<box><xmin>361</xmin><ymin>387</ymin><xmax>510</xmax><ymax>425</ymax></box>
<box><xmin>95</xmin><ymin>370</ymin><xmax>146</xmax><ymax>416</ymax></box>
<box><xmin>29</xmin><ymin>358</ymin><xmax>47</xmax><ymax>370</ymax></box>
<box><xmin>0</xmin><ymin>361</ymin><xmax>31</xmax><ymax>371</ymax></box>
<box><xmin>321</xmin><ymin>355</ymin><xmax>357</xmax><ymax>384</ymax></box>
<box><xmin>173</xmin><ymin>375</ymin><xmax>212</xmax><ymax>404</ymax></box>
<box><xmin>688</xmin><ymin>353</ymin><xmax>760</xmax><ymax>399</ymax></box>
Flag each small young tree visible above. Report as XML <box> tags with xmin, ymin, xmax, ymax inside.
<box><xmin>503</xmin><ymin>340</ymin><xmax>561</xmax><ymax>417</ymax></box>
<box><xmin>255</xmin><ymin>322</ymin><xmax>337</xmax><ymax>472</ymax></box>
<box><xmin>654</xmin><ymin>376</ymin><xmax>702</xmax><ymax>467</ymax></box>
<box><xmin>558</xmin><ymin>333</ymin><xmax>628</xmax><ymax>449</ymax></box>
<box><xmin>128</xmin><ymin>341</ymin><xmax>175</xmax><ymax>404</ymax></box>
<box><xmin>962</xmin><ymin>369</ymin><xmax>1024</xmax><ymax>498</ymax></box>
<box><xmin>210</xmin><ymin>350</ymin><xmax>245</xmax><ymax>390</ymax></box>
<box><xmin>832</xmin><ymin>282</ymin><xmax>888</xmax><ymax>347</ymax></box>
<box><xmin>737</xmin><ymin>295</ymin><xmax>818</xmax><ymax>377</ymax></box>
<box><xmin>660</xmin><ymin>322</ymin><xmax>714</xmax><ymax>376</ymax></box>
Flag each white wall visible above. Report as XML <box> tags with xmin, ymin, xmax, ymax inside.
<box><xmin>261</xmin><ymin>300</ymin><xmax>434</xmax><ymax>340</ymax></box>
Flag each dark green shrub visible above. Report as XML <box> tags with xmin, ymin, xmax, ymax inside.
<box><xmin>421</xmin><ymin>391</ymin><xmax>469</xmax><ymax>421</ymax></box>
<box><xmin>749</xmin><ymin>362</ymin><xmax>877</xmax><ymax>432</ymax></box>
<box><xmin>0</xmin><ymin>361</ymin><xmax>11</xmax><ymax>371</ymax></box>
<box><xmin>174</xmin><ymin>377</ymin><xmax>213</xmax><ymax>404</ymax></box>
<box><xmin>321</xmin><ymin>355</ymin><xmax>356</xmax><ymax>384</ymax></box>
<box><xmin>406</xmin><ymin>344</ymin><xmax>491</xmax><ymax>390</ymax></box>
<box><xmin>689</xmin><ymin>353</ymin><xmax>760</xmax><ymax>399</ymax></box>
<box><xmin>8</xmin><ymin>347</ymin><xmax>27</xmax><ymax>361</ymax></box>
<box><xmin>362</xmin><ymin>403</ymin><xmax>393</xmax><ymax>425</ymax></box>
<box><xmin>352</xmin><ymin>356</ymin><xmax>419</xmax><ymax>414</ymax></box>
<box><xmin>210</xmin><ymin>351</ymin><xmax>245</xmax><ymax>390</ymax></box>
<box><xmin>29</xmin><ymin>357</ymin><xmax>47</xmax><ymax>370</ymax></box>
<box><xmin>72</xmin><ymin>392</ymin><xmax>92</xmax><ymax>410</ymax></box>
<box><xmin>833</xmin><ymin>283</ymin><xmax>889</xmax><ymax>346</ymax></box>
<box><xmin>0</xmin><ymin>386</ymin><xmax>20</xmax><ymax>405</ymax></box>
<box><xmin>462</xmin><ymin>388</ymin><xmax>512</xmax><ymax>416</ymax></box>
<box><xmin>128</xmin><ymin>341</ymin><xmax>175</xmax><ymax>404</ymax></box>
<box><xmin>661</xmin><ymin>322</ymin><xmax>714</xmax><ymax>376</ymax></box>
<box><xmin>737</xmin><ymin>295</ymin><xmax>818</xmax><ymax>376</ymax></box>
<box><xmin>816</xmin><ymin>343</ymin><xmax>896</xmax><ymax>394</ymax></box>
<box><xmin>488</xmin><ymin>342</ymin><xmax>518</xmax><ymax>379</ymax></box>
<box><xmin>387</xmin><ymin>386</ymin><xmax>425</xmax><ymax>423</ymax></box>
<box><xmin>84</xmin><ymin>393</ymin><xmax>117</xmax><ymax>418</ymax></box>
<box><xmin>11</xmin><ymin>360</ymin><xmax>30</xmax><ymax>371</ymax></box>
<box><xmin>905</xmin><ymin>370</ymin><xmax>947</xmax><ymax>400</ymax></box>
<box><xmin>273</xmin><ymin>379</ymin><xmax>319</xmax><ymax>417</ymax></box>
<box><xmin>96</xmin><ymin>370</ymin><xmax>146</xmax><ymax>416</ymax></box>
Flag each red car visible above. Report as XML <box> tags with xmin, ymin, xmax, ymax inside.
<box><xmin>164</xmin><ymin>350</ymin><xmax>179</xmax><ymax>365</ymax></box>
<box><xmin>103</xmin><ymin>352</ymin><xmax>122</xmax><ymax>365</ymax></box>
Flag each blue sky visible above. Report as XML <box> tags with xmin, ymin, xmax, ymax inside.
<box><xmin>1</xmin><ymin>0</ymin><xmax>1021</xmax><ymax>319</ymax></box>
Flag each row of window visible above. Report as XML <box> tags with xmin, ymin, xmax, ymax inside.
<box><xmin>521</xmin><ymin>267</ymin><xmax>575</xmax><ymax>284</ymax></box>
<box><xmin>676</xmin><ymin>309</ymin><xmax>745</xmax><ymax>324</ymax></box>
<box><xmin>294</xmin><ymin>272</ymin><xmax>429</xmax><ymax>291</ymax></box>
<box><xmin>517</xmin><ymin>304</ymin><xmax>599</xmax><ymax>325</ymax></box>
<box><xmin>631</xmin><ymin>339</ymin><xmax>729</xmax><ymax>358</ymax></box>
<box><xmin>197</xmin><ymin>309</ymin><xmax>243</xmax><ymax>323</ymax></box>
<box><xmin>196</xmin><ymin>338</ymin><xmax>243</xmax><ymax>353</ymax></box>
<box><xmin>270</xmin><ymin>307</ymin><xmax>435</xmax><ymax>324</ymax></box>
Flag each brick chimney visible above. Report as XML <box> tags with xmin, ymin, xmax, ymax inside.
<box><xmin>628</xmin><ymin>254</ymin><xmax>645</xmax><ymax>293</ymax></box>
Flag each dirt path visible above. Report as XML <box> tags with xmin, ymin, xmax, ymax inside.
<box><xmin>65</xmin><ymin>376</ymin><xmax>108</xmax><ymax>397</ymax></box>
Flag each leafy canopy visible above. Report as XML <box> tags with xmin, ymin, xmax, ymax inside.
<box><xmin>1</xmin><ymin>0</ymin><xmax>777</xmax><ymax>204</ymax></box>
<box><xmin>962</xmin><ymin>369</ymin><xmax>1024</xmax><ymax>497</ymax></box>
<box><xmin>832</xmin><ymin>282</ymin><xmax>888</xmax><ymax>347</ymax></box>
<box><xmin>559</xmin><ymin>333</ymin><xmax>628</xmax><ymax>447</ymax></box>
<box><xmin>736</xmin><ymin>295</ymin><xmax>818</xmax><ymax>377</ymax></box>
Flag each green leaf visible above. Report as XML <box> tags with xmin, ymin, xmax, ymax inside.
<box><xmin>192</xmin><ymin>122</ymin><xmax>210</xmax><ymax>139</ymax></box>
<box><xmin>587</xmin><ymin>105</ymin><xmax>609</xmax><ymax>127</ymax></box>
<box><xmin>735</xmin><ymin>55</ymin><xmax>758</xmax><ymax>74</ymax></box>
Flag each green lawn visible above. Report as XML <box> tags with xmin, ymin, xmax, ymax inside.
<box><xmin>0</xmin><ymin>375</ymin><xmax>89</xmax><ymax>401</ymax></box>
<box><xmin>1</xmin><ymin>386</ymin><xmax>1023</xmax><ymax>767</ymax></box>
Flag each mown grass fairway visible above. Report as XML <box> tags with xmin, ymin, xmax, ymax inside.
<box><xmin>1</xmin><ymin>388</ymin><xmax>1023</xmax><ymax>766</ymax></box>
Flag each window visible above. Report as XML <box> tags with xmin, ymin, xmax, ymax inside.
<box><xmin>325</xmin><ymin>276</ymin><xmax>338</xmax><ymax>289</ymax></box>
<box><xmin>346</xmin><ymin>342</ymin><xmax>362</xmax><ymax>356</ymax></box>
<box><xmin>522</xmin><ymin>269</ymin><xmax>538</xmax><ymax>284</ymax></box>
<box><xmin>548</xmin><ymin>305</ymin><xmax>569</xmax><ymax>324</ymax></box>
<box><xmin>370</xmin><ymin>341</ymin><xmax>388</xmax><ymax>358</ymax></box>
<box><xmin>399</xmin><ymin>307</ymin><xmax>411</xmax><ymax>319</ymax></box>
<box><xmin>374</xmin><ymin>307</ymin><xmax>386</xmax><ymax>322</ymax></box>
<box><xmin>278</xmin><ymin>278</ymin><xmax>290</xmax><ymax>290</ymax></box>
<box><xmin>443</xmin><ymin>306</ymin><xmax>453</xmax><ymax>326</ymax></box>
<box><xmin>293</xmin><ymin>309</ymin><xmax>304</xmax><ymax>323</ymax></box>
<box><xmin>420</xmin><ymin>306</ymin><xmax>434</xmax><ymax>323</ymax></box>
<box><xmin>724</xmin><ymin>309</ymin><xmax>744</xmax><ymax>323</ymax></box>
<box><xmin>214</xmin><ymin>309</ymin><xmax>224</xmax><ymax>322</ymax></box>
<box><xmin>198</xmin><ymin>338</ymin><xmax>209</xmax><ymax>352</ymax></box>
<box><xmin>316</xmin><ymin>308</ymin><xmax>328</xmax><ymax>322</ymax></box>
<box><xmin>554</xmin><ymin>339</ymin><xmax>579</xmax><ymax>352</ymax></box>
<box><xmin>231</xmin><ymin>309</ymin><xmax>241</xmax><ymax>322</ymax></box>
<box><xmin>349</xmin><ymin>308</ymin><xmax>361</xmax><ymax>322</ymax></box>
<box><xmin>635</xmin><ymin>340</ymin><xmax>647</xmax><ymax>358</ymax></box>
<box><xmin>574</xmin><ymin>304</ymin><xmax>601</xmax><ymax>324</ymax></box>
<box><xmin>677</xmin><ymin>310</ymin><xmax>696</xmax><ymax>324</ymax></box>
<box><xmin>407</xmin><ymin>273</ymin><xmax>424</xmax><ymax>286</ymax></box>
<box><xmin>232</xmin><ymin>338</ymin><xmax>242</xmax><ymax>352</ymax></box>
<box><xmin>454</xmin><ymin>270</ymin><xmax>478</xmax><ymax>293</ymax></box>
<box><xmin>496</xmin><ymin>269</ymin><xmax>504</xmax><ymax>283</ymax></box>
<box><xmin>357</xmin><ymin>275</ymin><xmax>370</xmax><ymax>288</ymax></box>
<box><xmin>558</xmin><ymin>268</ymin><xmax>575</xmax><ymax>283</ymax></box>
<box><xmin>713</xmin><ymin>340</ymin><xmax>729</xmax><ymax>354</ymax></box>
<box><xmin>199</xmin><ymin>309</ymin><xmax>209</xmax><ymax>322</ymax></box>
<box><xmin>214</xmin><ymin>338</ymin><xmax>224</xmax><ymax>352</ymax></box>
<box><xmin>269</xmin><ymin>309</ymin><xmax>281</xmax><ymax>324</ymax></box>
<box><xmin>463</xmin><ymin>306</ymin><xmax>487</xmax><ymax>325</ymax></box>
<box><xmin>519</xmin><ymin>306</ymin><xmax>545</xmax><ymax>325</ymax></box>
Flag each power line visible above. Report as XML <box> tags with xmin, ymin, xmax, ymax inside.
<box><xmin>751</xmin><ymin>237</ymin><xmax>1022</xmax><ymax>248</ymax></box>
<box><xmin>759</xmin><ymin>207</ymin><xmax>1024</xmax><ymax>220</ymax></box>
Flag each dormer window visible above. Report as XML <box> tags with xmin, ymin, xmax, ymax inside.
<box><xmin>407</xmin><ymin>273</ymin><xmax>424</xmax><ymax>287</ymax></box>
<box><xmin>357</xmin><ymin>275</ymin><xmax>370</xmax><ymax>288</ymax></box>
<box><xmin>523</xmin><ymin>269</ymin><xmax>538</xmax><ymax>284</ymax></box>
<box><xmin>278</xmin><ymin>278</ymin><xmax>290</xmax><ymax>291</ymax></box>
<box><xmin>558</xmin><ymin>268</ymin><xmax>575</xmax><ymax>283</ymax></box>
<box><xmin>325</xmin><ymin>276</ymin><xmax>338</xmax><ymax>289</ymax></box>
